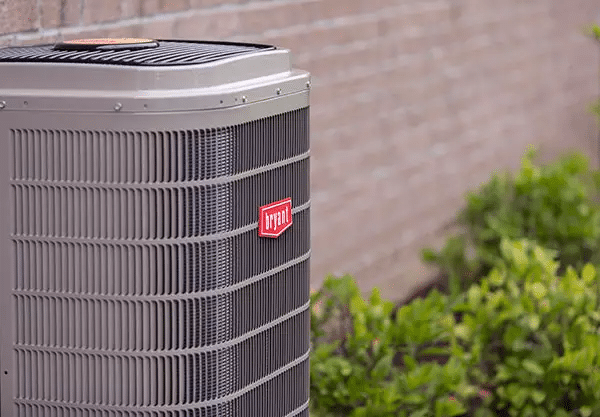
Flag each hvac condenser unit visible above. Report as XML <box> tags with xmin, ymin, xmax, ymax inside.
<box><xmin>0</xmin><ymin>38</ymin><xmax>310</xmax><ymax>417</ymax></box>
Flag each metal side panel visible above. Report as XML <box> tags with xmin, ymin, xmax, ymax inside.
<box><xmin>0</xmin><ymin>64</ymin><xmax>310</xmax><ymax>113</ymax></box>
<box><xmin>0</xmin><ymin>94</ymin><xmax>310</xmax><ymax>417</ymax></box>
<box><xmin>0</xmin><ymin>110</ymin><xmax>16</xmax><ymax>417</ymax></box>
<box><xmin>1</xmin><ymin>90</ymin><xmax>308</xmax><ymax>126</ymax></box>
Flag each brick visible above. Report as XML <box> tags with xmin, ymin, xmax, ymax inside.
<box><xmin>258</xmin><ymin>31</ymin><xmax>313</xmax><ymax>56</ymax></box>
<box><xmin>312</xmin><ymin>100</ymin><xmax>381</xmax><ymax>133</ymax></box>
<box><xmin>0</xmin><ymin>0</ymin><xmax>38</xmax><ymax>34</ymax></box>
<box><xmin>158</xmin><ymin>0</ymin><xmax>190</xmax><ymax>13</ymax></box>
<box><xmin>61</xmin><ymin>0</ymin><xmax>82</xmax><ymax>26</ymax></box>
<box><xmin>310</xmin><ymin>0</ymin><xmax>398</xmax><ymax>24</ymax></box>
<box><xmin>264</xmin><ymin>18</ymin><xmax>381</xmax><ymax>57</ymax></box>
<box><xmin>302</xmin><ymin>46</ymin><xmax>384</xmax><ymax>80</ymax></box>
<box><xmin>82</xmin><ymin>0</ymin><xmax>122</xmax><ymax>23</ymax></box>
<box><xmin>174</xmin><ymin>11</ymin><xmax>241</xmax><ymax>40</ymax></box>
<box><xmin>362</xmin><ymin>236</ymin><xmax>445</xmax><ymax>300</ymax></box>
<box><xmin>239</xmin><ymin>0</ymin><xmax>320</xmax><ymax>36</ymax></box>
<box><xmin>137</xmin><ymin>18</ymin><xmax>175</xmax><ymax>39</ymax></box>
<box><xmin>39</xmin><ymin>0</ymin><xmax>61</xmax><ymax>28</ymax></box>
<box><xmin>62</xmin><ymin>28</ymin><xmax>106</xmax><ymax>41</ymax></box>
<box><xmin>190</xmin><ymin>0</ymin><xmax>243</xmax><ymax>9</ymax></box>
<box><xmin>101</xmin><ymin>24</ymin><xmax>142</xmax><ymax>39</ymax></box>
<box><xmin>121</xmin><ymin>0</ymin><xmax>141</xmax><ymax>19</ymax></box>
<box><xmin>140</xmin><ymin>0</ymin><xmax>191</xmax><ymax>15</ymax></box>
<box><xmin>330</xmin><ymin>218</ymin><xmax>429</xmax><ymax>282</ymax></box>
<box><xmin>173</xmin><ymin>14</ymin><xmax>213</xmax><ymax>39</ymax></box>
<box><xmin>139</xmin><ymin>0</ymin><xmax>161</xmax><ymax>16</ymax></box>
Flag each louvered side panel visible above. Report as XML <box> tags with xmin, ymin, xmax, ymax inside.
<box><xmin>9</xmin><ymin>106</ymin><xmax>310</xmax><ymax>417</ymax></box>
<box><xmin>13</xmin><ymin>210</ymin><xmax>309</xmax><ymax>296</ymax></box>
<box><xmin>14</xmin><ymin>309</ymin><xmax>309</xmax><ymax>406</ymax></box>
<box><xmin>14</xmin><ymin>358</ymin><xmax>309</xmax><ymax>417</ymax></box>
<box><xmin>10</xmin><ymin>109</ymin><xmax>308</xmax><ymax>183</ymax></box>
<box><xmin>14</xmin><ymin>260</ymin><xmax>308</xmax><ymax>350</ymax></box>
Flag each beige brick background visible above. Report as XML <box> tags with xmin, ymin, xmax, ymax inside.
<box><xmin>1</xmin><ymin>0</ymin><xmax>599</xmax><ymax>301</ymax></box>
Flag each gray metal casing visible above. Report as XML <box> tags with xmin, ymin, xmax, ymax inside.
<box><xmin>0</xmin><ymin>42</ymin><xmax>310</xmax><ymax>417</ymax></box>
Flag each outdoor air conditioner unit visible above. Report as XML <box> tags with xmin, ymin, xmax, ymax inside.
<box><xmin>0</xmin><ymin>38</ymin><xmax>310</xmax><ymax>417</ymax></box>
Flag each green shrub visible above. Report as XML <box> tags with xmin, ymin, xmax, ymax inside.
<box><xmin>310</xmin><ymin>239</ymin><xmax>600</xmax><ymax>416</ymax></box>
<box><xmin>455</xmin><ymin>239</ymin><xmax>600</xmax><ymax>417</ymax></box>
<box><xmin>310</xmin><ymin>275</ymin><xmax>473</xmax><ymax>417</ymax></box>
<box><xmin>422</xmin><ymin>148</ymin><xmax>600</xmax><ymax>296</ymax></box>
<box><xmin>591</xmin><ymin>24</ymin><xmax>600</xmax><ymax>40</ymax></box>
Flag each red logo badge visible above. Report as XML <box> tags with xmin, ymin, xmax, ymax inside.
<box><xmin>259</xmin><ymin>198</ymin><xmax>293</xmax><ymax>238</ymax></box>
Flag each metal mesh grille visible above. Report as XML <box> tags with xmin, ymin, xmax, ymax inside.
<box><xmin>14</xmin><ymin>260</ymin><xmax>309</xmax><ymax>349</ymax></box>
<box><xmin>14</xmin><ymin>359</ymin><xmax>309</xmax><ymax>416</ymax></box>
<box><xmin>10</xmin><ymin>158</ymin><xmax>308</xmax><ymax>239</ymax></box>
<box><xmin>14</xmin><ymin>309</ymin><xmax>309</xmax><ymax>405</ymax></box>
<box><xmin>9</xmin><ymin>108</ymin><xmax>310</xmax><ymax>416</ymax></box>
<box><xmin>0</xmin><ymin>40</ymin><xmax>274</xmax><ymax>67</ymax></box>
<box><xmin>10</xmin><ymin>108</ymin><xmax>308</xmax><ymax>183</ymax></box>
<box><xmin>13</xmin><ymin>210</ymin><xmax>309</xmax><ymax>295</ymax></box>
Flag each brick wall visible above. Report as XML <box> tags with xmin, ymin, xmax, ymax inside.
<box><xmin>1</xmin><ymin>0</ymin><xmax>599</xmax><ymax>300</ymax></box>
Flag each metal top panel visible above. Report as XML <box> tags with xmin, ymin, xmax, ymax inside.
<box><xmin>0</xmin><ymin>39</ymin><xmax>296</xmax><ymax>97</ymax></box>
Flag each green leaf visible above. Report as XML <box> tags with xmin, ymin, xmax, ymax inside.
<box><xmin>370</xmin><ymin>287</ymin><xmax>382</xmax><ymax>306</ymax></box>
<box><xmin>582</xmin><ymin>264</ymin><xmax>596</xmax><ymax>285</ymax></box>
<box><xmin>522</xmin><ymin>359</ymin><xmax>544</xmax><ymax>377</ymax></box>
<box><xmin>339</xmin><ymin>360</ymin><xmax>352</xmax><ymax>377</ymax></box>
<box><xmin>508</xmin><ymin>382</ymin><xmax>528</xmax><ymax>409</ymax></box>
<box><xmin>350</xmin><ymin>408</ymin><xmax>368</xmax><ymax>417</ymax></box>
<box><xmin>403</xmin><ymin>392</ymin><xmax>427</xmax><ymax>405</ymax></box>
<box><xmin>589</xmin><ymin>311</ymin><xmax>600</xmax><ymax>322</ymax></box>
<box><xmin>530</xmin><ymin>389</ymin><xmax>546</xmax><ymax>405</ymax></box>
<box><xmin>435</xmin><ymin>397</ymin><xmax>467</xmax><ymax>417</ymax></box>
<box><xmin>488</xmin><ymin>268</ymin><xmax>505</xmax><ymax>286</ymax></box>
<box><xmin>409</xmin><ymin>409</ymin><xmax>429</xmax><ymax>417</ymax></box>
<box><xmin>534</xmin><ymin>407</ymin><xmax>549</xmax><ymax>417</ymax></box>
<box><xmin>527</xmin><ymin>314</ymin><xmax>541</xmax><ymax>331</ymax></box>
<box><xmin>454</xmin><ymin>324</ymin><xmax>472</xmax><ymax>341</ymax></box>
<box><xmin>580</xmin><ymin>406</ymin><xmax>592</xmax><ymax>417</ymax></box>
<box><xmin>495</xmin><ymin>364</ymin><xmax>512</xmax><ymax>383</ymax></box>
<box><xmin>371</xmin><ymin>353</ymin><xmax>393</xmax><ymax>380</ymax></box>
<box><xmin>503</xmin><ymin>325</ymin><xmax>523</xmax><ymax>349</ymax></box>
<box><xmin>475</xmin><ymin>409</ymin><xmax>497</xmax><ymax>417</ymax></box>
<box><xmin>421</xmin><ymin>247</ymin><xmax>438</xmax><ymax>263</ymax></box>
<box><xmin>403</xmin><ymin>355</ymin><xmax>417</xmax><ymax>371</ymax></box>
<box><xmin>467</xmin><ymin>285</ymin><xmax>482</xmax><ymax>309</ymax></box>
<box><xmin>530</xmin><ymin>282</ymin><xmax>547</xmax><ymax>300</ymax></box>
<box><xmin>441</xmin><ymin>314</ymin><xmax>455</xmax><ymax>329</ymax></box>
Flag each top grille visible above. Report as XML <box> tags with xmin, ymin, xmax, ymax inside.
<box><xmin>0</xmin><ymin>40</ymin><xmax>275</xmax><ymax>67</ymax></box>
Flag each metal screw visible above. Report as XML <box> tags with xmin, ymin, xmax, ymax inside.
<box><xmin>242</xmin><ymin>96</ymin><xmax>247</xmax><ymax>103</ymax></box>
<box><xmin>114</xmin><ymin>102</ymin><xmax>123</xmax><ymax>112</ymax></box>
<box><xmin>0</xmin><ymin>101</ymin><xmax>5</xmax><ymax>110</ymax></box>
<box><xmin>276</xmin><ymin>88</ymin><xmax>282</xmax><ymax>95</ymax></box>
